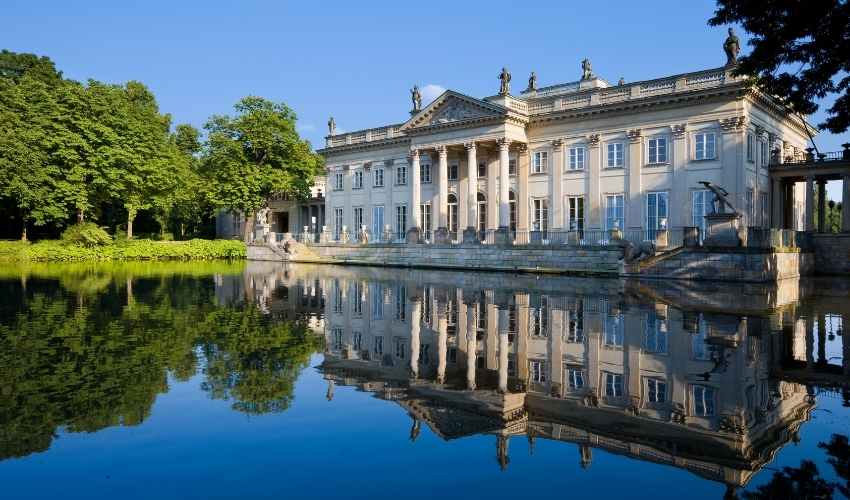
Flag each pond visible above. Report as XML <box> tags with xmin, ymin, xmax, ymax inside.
<box><xmin>0</xmin><ymin>261</ymin><xmax>848</xmax><ymax>499</ymax></box>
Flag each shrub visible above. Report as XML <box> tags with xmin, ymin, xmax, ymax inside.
<box><xmin>60</xmin><ymin>223</ymin><xmax>113</xmax><ymax>247</ymax></box>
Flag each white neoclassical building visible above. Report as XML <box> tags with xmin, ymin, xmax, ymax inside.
<box><xmin>319</xmin><ymin>49</ymin><xmax>811</xmax><ymax>245</ymax></box>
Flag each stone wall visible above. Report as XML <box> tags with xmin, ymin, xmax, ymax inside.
<box><xmin>812</xmin><ymin>234</ymin><xmax>850</xmax><ymax>275</ymax></box>
<box><xmin>634</xmin><ymin>248</ymin><xmax>813</xmax><ymax>282</ymax></box>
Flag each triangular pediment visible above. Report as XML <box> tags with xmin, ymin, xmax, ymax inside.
<box><xmin>400</xmin><ymin>91</ymin><xmax>507</xmax><ymax>131</ymax></box>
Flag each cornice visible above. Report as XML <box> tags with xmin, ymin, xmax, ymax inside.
<box><xmin>318</xmin><ymin>136</ymin><xmax>410</xmax><ymax>156</ymax></box>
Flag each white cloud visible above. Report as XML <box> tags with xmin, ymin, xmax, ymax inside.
<box><xmin>297</xmin><ymin>122</ymin><xmax>316</xmax><ymax>133</ymax></box>
<box><xmin>420</xmin><ymin>83</ymin><xmax>446</xmax><ymax>106</ymax></box>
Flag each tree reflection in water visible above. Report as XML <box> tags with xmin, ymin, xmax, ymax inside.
<box><xmin>0</xmin><ymin>262</ymin><xmax>323</xmax><ymax>461</ymax></box>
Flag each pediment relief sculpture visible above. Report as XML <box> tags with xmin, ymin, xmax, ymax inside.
<box><xmin>428</xmin><ymin>99</ymin><xmax>492</xmax><ymax>125</ymax></box>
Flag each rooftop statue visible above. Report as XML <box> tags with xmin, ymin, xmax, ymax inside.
<box><xmin>699</xmin><ymin>181</ymin><xmax>738</xmax><ymax>214</ymax></box>
<box><xmin>411</xmin><ymin>85</ymin><xmax>422</xmax><ymax>112</ymax></box>
<box><xmin>724</xmin><ymin>27</ymin><xmax>740</xmax><ymax>66</ymax></box>
<box><xmin>527</xmin><ymin>71</ymin><xmax>537</xmax><ymax>92</ymax></box>
<box><xmin>499</xmin><ymin>67</ymin><xmax>511</xmax><ymax>95</ymax></box>
<box><xmin>581</xmin><ymin>58</ymin><xmax>594</xmax><ymax>80</ymax></box>
<box><xmin>327</xmin><ymin>116</ymin><xmax>336</xmax><ymax>136</ymax></box>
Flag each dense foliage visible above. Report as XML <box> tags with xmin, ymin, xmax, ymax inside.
<box><xmin>0</xmin><ymin>49</ymin><xmax>323</xmax><ymax>241</ymax></box>
<box><xmin>0</xmin><ymin>238</ymin><xmax>246</xmax><ymax>262</ymax></box>
<box><xmin>0</xmin><ymin>268</ymin><xmax>323</xmax><ymax>460</ymax></box>
<box><xmin>709</xmin><ymin>0</ymin><xmax>850</xmax><ymax>134</ymax></box>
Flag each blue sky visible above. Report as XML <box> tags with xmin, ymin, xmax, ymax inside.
<box><xmin>6</xmin><ymin>0</ymin><xmax>846</xmax><ymax>197</ymax></box>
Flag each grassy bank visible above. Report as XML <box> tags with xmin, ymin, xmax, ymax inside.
<box><xmin>0</xmin><ymin>239</ymin><xmax>246</xmax><ymax>262</ymax></box>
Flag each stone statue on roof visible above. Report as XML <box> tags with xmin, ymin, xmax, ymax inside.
<box><xmin>527</xmin><ymin>71</ymin><xmax>537</xmax><ymax>92</ymax></box>
<box><xmin>499</xmin><ymin>67</ymin><xmax>511</xmax><ymax>95</ymax></box>
<box><xmin>411</xmin><ymin>85</ymin><xmax>422</xmax><ymax>112</ymax></box>
<box><xmin>327</xmin><ymin>116</ymin><xmax>336</xmax><ymax>136</ymax></box>
<box><xmin>724</xmin><ymin>27</ymin><xmax>740</xmax><ymax>66</ymax></box>
<box><xmin>581</xmin><ymin>58</ymin><xmax>594</xmax><ymax>80</ymax></box>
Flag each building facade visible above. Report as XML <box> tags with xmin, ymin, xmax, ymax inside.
<box><xmin>320</xmin><ymin>56</ymin><xmax>811</xmax><ymax>243</ymax></box>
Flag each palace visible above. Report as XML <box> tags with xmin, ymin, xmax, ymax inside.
<box><xmin>316</xmin><ymin>39</ymin><xmax>813</xmax><ymax>245</ymax></box>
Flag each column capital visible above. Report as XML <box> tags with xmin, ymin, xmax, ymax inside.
<box><xmin>671</xmin><ymin>123</ymin><xmax>687</xmax><ymax>139</ymax></box>
<box><xmin>464</xmin><ymin>141</ymin><xmax>477</xmax><ymax>151</ymax></box>
<box><xmin>436</xmin><ymin>144</ymin><xmax>448</xmax><ymax>157</ymax></box>
<box><xmin>719</xmin><ymin>116</ymin><xmax>747</xmax><ymax>133</ymax></box>
<box><xmin>497</xmin><ymin>137</ymin><xmax>511</xmax><ymax>150</ymax></box>
<box><xmin>516</xmin><ymin>142</ymin><xmax>528</xmax><ymax>154</ymax></box>
<box><xmin>552</xmin><ymin>138</ymin><xmax>564</xmax><ymax>150</ymax></box>
<box><xmin>409</xmin><ymin>148</ymin><xmax>420</xmax><ymax>160</ymax></box>
<box><xmin>587</xmin><ymin>133</ymin><xmax>600</xmax><ymax>148</ymax></box>
<box><xmin>627</xmin><ymin>129</ymin><xmax>642</xmax><ymax>143</ymax></box>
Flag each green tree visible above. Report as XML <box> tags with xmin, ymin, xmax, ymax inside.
<box><xmin>709</xmin><ymin>0</ymin><xmax>850</xmax><ymax>134</ymax></box>
<box><xmin>202</xmin><ymin>96</ymin><xmax>323</xmax><ymax>242</ymax></box>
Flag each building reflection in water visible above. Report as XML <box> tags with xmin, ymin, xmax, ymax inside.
<box><xmin>241</xmin><ymin>262</ymin><xmax>849</xmax><ymax>494</ymax></box>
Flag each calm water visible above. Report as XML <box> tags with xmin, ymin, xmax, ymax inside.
<box><xmin>1</xmin><ymin>261</ymin><xmax>848</xmax><ymax>499</ymax></box>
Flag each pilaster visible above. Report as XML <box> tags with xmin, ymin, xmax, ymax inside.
<box><xmin>552</xmin><ymin>139</ymin><xmax>564</xmax><ymax>230</ymax></box>
<box><xmin>498</xmin><ymin>138</ymin><xmax>511</xmax><ymax>229</ymax></box>
<box><xmin>626</xmin><ymin>129</ymin><xmax>643</xmax><ymax>230</ymax></box>
<box><xmin>671</xmin><ymin>124</ymin><xmax>688</xmax><ymax>229</ymax></box>
<box><xmin>517</xmin><ymin>144</ymin><xmax>530</xmax><ymax>231</ymax></box>
<box><xmin>587</xmin><ymin>134</ymin><xmax>601</xmax><ymax>229</ymax></box>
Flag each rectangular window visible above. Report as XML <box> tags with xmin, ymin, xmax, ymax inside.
<box><xmin>760</xmin><ymin>140</ymin><xmax>768</xmax><ymax>167</ymax></box>
<box><xmin>373</xmin><ymin>167</ymin><xmax>384</xmax><ymax>187</ymax></box>
<box><xmin>568</xmin><ymin>146</ymin><xmax>585</xmax><ymax>170</ymax></box>
<box><xmin>333</xmin><ymin>283</ymin><xmax>343</xmax><ymax>314</ymax></box>
<box><xmin>333</xmin><ymin>208</ymin><xmax>344</xmax><ymax>239</ymax></box>
<box><xmin>644</xmin><ymin>310</ymin><xmax>668</xmax><ymax>354</ymax></box>
<box><xmin>529</xmin><ymin>297</ymin><xmax>549</xmax><ymax>337</ymax></box>
<box><xmin>566</xmin><ymin>368</ymin><xmax>585</xmax><ymax>391</ymax></box>
<box><xmin>420</xmin><ymin>203</ymin><xmax>432</xmax><ymax>234</ymax></box>
<box><xmin>448</xmin><ymin>162</ymin><xmax>458</xmax><ymax>181</ymax></box>
<box><xmin>394</xmin><ymin>338</ymin><xmax>407</xmax><ymax>359</ymax></box>
<box><xmin>395</xmin><ymin>286</ymin><xmax>406</xmax><ymax>322</ymax></box>
<box><xmin>692</xmin><ymin>317</ymin><xmax>711</xmax><ymax>361</ymax></box>
<box><xmin>695</xmin><ymin>132</ymin><xmax>716</xmax><ymax>160</ymax></box>
<box><xmin>646</xmin><ymin>378</ymin><xmax>667</xmax><ymax>403</ymax></box>
<box><xmin>565</xmin><ymin>306</ymin><xmax>584</xmax><ymax>343</ymax></box>
<box><xmin>396</xmin><ymin>165</ymin><xmax>407</xmax><ymax>185</ymax></box>
<box><xmin>604</xmin><ymin>313</ymin><xmax>624</xmax><ymax>348</ymax></box>
<box><xmin>352</xmin><ymin>282</ymin><xmax>363</xmax><ymax>317</ymax></box>
<box><xmin>478</xmin><ymin>161</ymin><xmax>487</xmax><ymax>178</ymax></box>
<box><xmin>421</xmin><ymin>161</ymin><xmax>432</xmax><ymax>184</ymax></box>
<box><xmin>371</xmin><ymin>283</ymin><xmax>384</xmax><ymax>320</ymax></box>
<box><xmin>352</xmin><ymin>331</ymin><xmax>362</xmax><ymax>351</ymax></box>
<box><xmin>746</xmin><ymin>133</ymin><xmax>754</xmax><ymax>162</ymax></box>
<box><xmin>373</xmin><ymin>336</ymin><xmax>383</xmax><ymax>355</ymax></box>
<box><xmin>509</xmin><ymin>158</ymin><xmax>517</xmax><ymax>175</ymax></box>
<box><xmin>760</xmin><ymin>191</ymin><xmax>769</xmax><ymax>227</ymax></box>
<box><xmin>532</xmin><ymin>198</ymin><xmax>549</xmax><ymax>231</ymax></box>
<box><xmin>353</xmin><ymin>170</ymin><xmax>363</xmax><ymax>189</ymax></box>
<box><xmin>333</xmin><ymin>172</ymin><xmax>344</xmax><ymax>191</ymax></box>
<box><xmin>530</xmin><ymin>360</ymin><xmax>547</xmax><ymax>383</ymax></box>
<box><xmin>692</xmin><ymin>385</ymin><xmax>716</xmax><ymax>416</ymax></box>
<box><xmin>647</xmin><ymin>137</ymin><xmax>668</xmax><ymax>164</ymax></box>
<box><xmin>746</xmin><ymin>189</ymin><xmax>755</xmax><ymax>225</ymax></box>
<box><xmin>395</xmin><ymin>205</ymin><xmax>407</xmax><ymax>237</ymax></box>
<box><xmin>692</xmin><ymin>190</ymin><xmax>711</xmax><ymax>235</ymax></box>
<box><xmin>604</xmin><ymin>372</ymin><xmax>623</xmax><ymax>397</ymax></box>
<box><xmin>567</xmin><ymin>196</ymin><xmax>584</xmax><ymax>231</ymax></box>
<box><xmin>371</xmin><ymin>205</ymin><xmax>384</xmax><ymax>237</ymax></box>
<box><xmin>646</xmin><ymin>191</ymin><xmax>669</xmax><ymax>235</ymax></box>
<box><xmin>607</xmin><ymin>143</ymin><xmax>624</xmax><ymax>168</ymax></box>
<box><xmin>605</xmin><ymin>194</ymin><xmax>624</xmax><ymax>230</ymax></box>
<box><xmin>353</xmin><ymin>207</ymin><xmax>364</xmax><ymax>232</ymax></box>
<box><xmin>332</xmin><ymin>327</ymin><xmax>343</xmax><ymax>350</ymax></box>
<box><xmin>533</xmin><ymin>151</ymin><xmax>548</xmax><ymax>174</ymax></box>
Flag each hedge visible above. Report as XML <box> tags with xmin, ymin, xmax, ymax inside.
<box><xmin>0</xmin><ymin>239</ymin><xmax>246</xmax><ymax>262</ymax></box>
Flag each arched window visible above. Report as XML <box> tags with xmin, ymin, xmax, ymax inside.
<box><xmin>447</xmin><ymin>193</ymin><xmax>458</xmax><ymax>235</ymax></box>
<box><xmin>509</xmin><ymin>191</ymin><xmax>517</xmax><ymax>233</ymax></box>
<box><xmin>477</xmin><ymin>192</ymin><xmax>487</xmax><ymax>234</ymax></box>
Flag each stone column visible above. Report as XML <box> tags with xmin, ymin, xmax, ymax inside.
<box><xmin>843</xmin><ymin>175</ymin><xmax>850</xmax><ymax>232</ymax></box>
<box><xmin>626</xmin><ymin>129</ymin><xmax>643</xmax><ymax>231</ymax></box>
<box><xmin>496</xmin><ymin>138</ymin><xmax>511</xmax><ymax>244</ymax></box>
<box><xmin>518</xmin><ymin>144</ymin><xmax>530</xmax><ymax>232</ymax></box>
<box><xmin>407</xmin><ymin>149</ymin><xmax>421</xmax><ymax>243</ymax></box>
<box><xmin>436</xmin><ymin>295</ymin><xmax>448</xmax><ymax>384</ymax></box>
<box><xmin>805</xmin><ymin>176</ymin><xmax>815</xmax><ymax>231</ymax></box>
<box><xmin>587</xmin><ymin>135</ymin><xmax>602</xmax><ymax>229</ymax></box>
<box><xmin>551</xmin><ymin>139</ymin><xmax>564</xmax><ymax>230</ymax></box>
<box><xmin>498</xmin><ymin>307</ymin><xmax>509</xmax><ymax>394</ymax></box>
<box><xmin>817</xmin><ymin>178</ymin><xmax>827</xmax><ymax>232</ymax></box>
<box><xmin>435</xmin><ymin>145</ymin><xmax>449</xmax><ymax>243</ymax></box>
<box><xmin>465</xmin><ymin>295</ymin><xmax>477</xmax><ymax>391</ymax></box>
<box><xmin>771</xmin><ymin>178</ymin><xmax>782</xmax><ymax>229</ymax></box>
<box><xmin>671</xmin><ymin>125</ymin><xmax>688</xmax><ymax>229</ymax></box>
<box><xmin>463</xmin><ymin>142</ymin><xmax>479</xmax><ymax>243</ymax></box>
<box><xmin>410</xmin><ymin>298</ymin><xmax>421</xmax><ymax>379</ymax></box>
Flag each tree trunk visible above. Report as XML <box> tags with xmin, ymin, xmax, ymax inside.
<box><xmin>127</xmin><ymin>210</ymin><xmax>135</xmax><ymax>239</ymax></box>
<box><xmin>21</xmin><ymin>220</ymin><xmax>27</xmax><ymax>241</ymax></box>
<box><xmin>243</xmin><ymin>212</ymin><xmax>255</xmax><ymax>243</ymax></box>
<box><xmin>76</xmin><ymin>208</ymin><xmax>85</xmax><ymax>224</ymax></box>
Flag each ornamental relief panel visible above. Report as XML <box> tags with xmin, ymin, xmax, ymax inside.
<box><xmin>429</xmin><ymin>100</ymin><xmax>493</xmax><ymax>125</ymax></box>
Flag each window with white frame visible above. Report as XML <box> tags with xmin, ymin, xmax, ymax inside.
<box><xmin>394</xmin><ymin>285</ymin><xmax>406</xmax><ymax>322</ymax></box>
<box><xmin>568</xmin><ymin>146</ymin><xmax>585</xmax><ymax>170</ymax></box>
<box><xmin>396</xmin><ymin>164</ymin><xmax>407</xmax><ymax>185</ymax></box>
<box><xmin>604</xmin><ymin>371</ymin><xmax>623</xmax><ymax>397</ymax></box>
<box><xmin>533</xmin><ymin>151</ymin><xmax>548</xmax><ymax>174</ymax></box>
<box><xmin>565</xmin><ymin>306</ymin><xmax>584</xmax><ymax>343</ymax></box>
<box><xmin>529</xmin><ymin>296</ymin><xmax>549</xmax><ymax>337</ymax></box>
<box><xmin>695</xmin><ymin>132</ymin><xmax>716</xmax><ymax>160</ymax></box>
<box><xmin>371</xmin><ymin>205</ymin><xmax>384</xmax><ymax>237</ymax></box>
<box><xmin>373</xmin><ymin>167</ymin><xmax>384</xmax><ymax>187</ymax></box>
<box><xmin>333</xmin><ymin>208</ymin><xmax>344</xmax><ymax>239</ymax></box>
<box><xmin>373</xmin><ymin>336</ymin><xmax>383</xmax><ymax>355</ymax></box>
<box><xmin>746</xmin><ymin>188</ymin><xmax>755</xmax><ymax>225</ymax></box>
<box><xmin>605</xmin><ymin>194</ymin><xmax>624</xmax><ymax>230</ymax></box>
<box><xmin>530</xmin><ymin>360</ymin><xmax>547</xmax><ymax>383</ymax></box>
<box><xmin>692</xmin><ymin>316</ymin><xmax>711</xmax><ymax>361</ymax></box>
<box><xmin>647</xmin><ymin>137</ymin><xmax>668</xmax><ymax>164</ymax></box>
<box><xmin>509</xmin><ymin>158</ymin><xmax>517</xmax><ymax>175</ymax></box>
<box><xmin>760</xmin><ymin>191</ymin><xmax>769</xmax><ymax>227</ymax></box>
<box><xmin>604</xmin><ymin>312</ymin><xmax>624</xmax><ymax>348</ymax></box>
<box><xmin>420</xmin><ymin>203</ymin><xmax>432</xmax><ymax>235</ymax></box>
<box><xmin>421</xmin><ymin>160</ymin><xmax>432</xmax><ymax>184</ymax></box>
<box><xmin>353</xmin><ymin>207</ymin><xmax>364</xmax><ymax>232</ymax></box>
<box><xmin>643</xmin><ymin>310</ymin><xmax>668</xmax><ymax>354</ymax></box>
<box><xmin>353</xmin><ymin>170</ymin><xmax>363</xmax><ymax>189</ymax></box>
<box><xmin>746</xmin><ymin>133</ymin><xmax>754</xmax><ymax>162</ymax></box>
<box><xmin>646</xmin><ymin>378</ymin><xmax>667</xmax><ymax>403</ymax></box>
<box><xmin>333</xmin><ymin>282</ymin><xmax>343</xmax><ymax>314</ymax></box>
<box><xmin>352</xmin><ymin>331</ymin><xmax>362</xmax><ymax>350</ymax></box>
<box><xmin>395</xmin><ymin>205</ymin><xmax>407</xmax><ymax>237</ymax></box>
<box><xmin>693</xmin><ymin>189</ymin><xmax>711</xmax><ymax>235</ymax></box>
<box><xmin>332</xmin><ymin>327</ymin><xmax>343</xmax><ymax>350</ymax></box>
<box><xmin>566</xmin><ymin>367</ymin><xmax>585</xmax><ymax>391</ymax></box>
<box><xmin>692</xmin><ymin>385</ymin><xmax>716</xmax><ymax>416</ymax></box>
<box><xmin>478</xmin><ymin>161</ymin><xmax>487</xmax><ymax>178</ymax></box>
<box><xmin>532</xmin><ymin>198</ymin><xmax>549</xmax><ymax>231</ymax></box>
<box><xmin>646</xmin><ymin>191</ymin><xmax>669</xmax><ymax>235</ymax></box>
<box><xmin>448</xmin><ymin>162</ymin><xmax>458</xmax><ymax>180</ymax></box>
<box><xmin>371</xmin><ymin>283</ymin><xmax>384</xmax><ymax>320</ymax></box>
<box><xmin>333</xmin><ymin>172</ymin><xmax>344</xmax><ymax>191</ymax></box>
<box><xmin>607</xmin><ymin>142</ymin><xmax>624</xmax><ymax>168</ymax></box>
<box><xmin>760</xmin><ymin>139</ymin><xmax>768</xmax><ymax>167</ymax></box>
<box><xmin>567</xmin><ymin>196</ymin><xmax>584</xmax><ymax>231</ymax></box>
<box><xmin>352</xmin><ymin>282</ymin><xmax>363</xmax><ymax>317</ymax></box>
